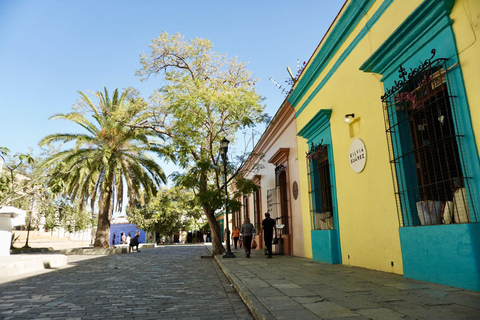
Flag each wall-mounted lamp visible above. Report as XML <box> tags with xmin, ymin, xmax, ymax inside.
<box><xmin>344</xmin><ymin>113</ymin><xmax>355</xmax><ymax>124</ymax></box>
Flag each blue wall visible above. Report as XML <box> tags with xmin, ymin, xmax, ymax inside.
<box><xmin>110</xmin><ymin>224</ymin><xmax>146</xmax><ymax>245</ymax></box>
<box><xmin>400</xmin><ymin>223</ymin><xmax>480</xmax><ymax>292</ymax></box>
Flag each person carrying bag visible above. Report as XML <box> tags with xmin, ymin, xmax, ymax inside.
<box><xmin>251</xmin><ymin>238</ymin><xmax>257</xmax><ymax>249</ymax></box>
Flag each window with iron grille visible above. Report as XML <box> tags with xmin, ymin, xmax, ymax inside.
<box><xmin>253</xmin><ymin>189</ymin><xmax>261</xmax><ymax>229</ymax></box>
<box><xmin>275</xmin><ymin>165</ymin><xmax>289</xmax><ymax>234</ymax></box>
<box><xmin>243</xmin><ymin>195</ymin><xmax>249</xmax><ymax>219</ymax></box>
<box><xmin>307</xmin><ymin>144</ymin><xmax>334</xmax><ymax>230</ymax></box>
<box><xmin>382</xmin><ymin>54</ymin><xmax>477</xmax><ymax>227</ymax></box>
<box><xmin>235</xmin><ymin>210</ymin><xmax>241</xmax><ymax>229</ymax></box>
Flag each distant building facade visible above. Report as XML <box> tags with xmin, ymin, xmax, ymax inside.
<box><xmin>110</xmin><ymin>216</ymin><xmax>147</xmax><ymax>245</ymax></box>
<box><xmin>235</xmin><ymin>100</ymin><xmax>304</xmax><ymax>256</ymax></box>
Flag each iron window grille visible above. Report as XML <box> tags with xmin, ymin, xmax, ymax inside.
<box><xmin>253</xmin><ymin>189</ymin><xmax>261</xmax><ymax>229</ymax></box>
<box><xmin>307</xmin><ymin>143</ymin><xmax>334</xmax><ymax>230</ymax></box>
<box><xmin>382</xmin><ymin>50</ymin><xmax>477</xmax><ymax>227</ymax></box>
<box><xmin>275</xmin><ymin>164</ymin><xmax>289</xmax><ymax>234</ymax></box>
<box><xmin>234</xmin><ymin>203</ymin><xmax>241</xmax><ymax>228</ymax></box>
<box><xmin>243</xmin><ymin>195</ymin><xmax>249</xmax><ymax>219</ymax></box>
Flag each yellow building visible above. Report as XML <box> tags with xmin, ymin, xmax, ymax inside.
<box><xmin>290</xmin><ymin>0</ymin><xmax>480</xmax><ymax>291</ymax></box>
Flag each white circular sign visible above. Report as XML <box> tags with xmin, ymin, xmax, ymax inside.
<box><xmin>349</xmin><ymin>139</ymin><xmax>366</xmax><ymax>173</ymax></box>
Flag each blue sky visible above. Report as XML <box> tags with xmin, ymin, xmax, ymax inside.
<box><xmin>0</xmin><ymin>0</ymin><xmax>345</xmax><ymax>175</ymax></box>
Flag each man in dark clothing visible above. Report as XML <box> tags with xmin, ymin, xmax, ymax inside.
<box><xmin>261</xmin><ymin>212</ymin><xmax>277</xmax><ymax>258</ymax></box>
<box><xmin>129</xmin><ymin>234</ymin><xmax>140</xmax><ymax>252</ymax></box>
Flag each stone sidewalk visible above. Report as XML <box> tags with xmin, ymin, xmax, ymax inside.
<box><xmin>214</xmin><ymin>247</ymin><xmax>480</xmax><ymax>320</ymax></box>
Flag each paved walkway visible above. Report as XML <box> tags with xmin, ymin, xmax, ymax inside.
<box><xmin>2</xmin><ymin>244</ymin><xmax>480</xmax><ymax>319</ymax></box>
<box><xmin>215</xmin><ymin>247</ymin><xmax>480</xmax><ymax>319</ymax></box>
<box><xmin>0</xmin><ymin>245</ymin><xmax>252</xmax><ymax>319</ymax></box>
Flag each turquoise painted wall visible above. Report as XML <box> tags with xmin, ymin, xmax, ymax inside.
<box><xmin>400</xmin><ymin>223</ymin><xmax>480</xmax><ymax>292</ymax></box>
<box><xmin>311</xmin><ymin>229</ymin><xmax>341</xmax><ymax>264</ymax></box>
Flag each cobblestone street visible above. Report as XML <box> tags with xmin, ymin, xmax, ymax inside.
<box><xmin>0</xmin><ymin>245</ymin><xmax>252</xmax><ymax>319</ymax></box>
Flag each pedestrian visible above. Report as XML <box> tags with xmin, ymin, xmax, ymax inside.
<box><xmin>121</xmin><ymin>233</ymin><xmax>126</xmax><ymax>244</ymax></box>
<box><xmin>112</xmin><ymin>233</ymin><xmax>116</xmax><ymax>245</ymax></box>
<box><xmin>231</xmin><ymin>226</ymin><xmax>240</xmax><ymax>249</ymax></box>
<box><xmin>240</xmin><ymin>217</ymin><xmax>255</xmax><ymax>258</ymax></box>
<box><xmin>203</xmin><ymin>233</ymin><xmax>207</xmax><ymax>243</ymax></box>
<box><xmin>261</xmin><ymin>212</ymin><xmax>277</xmax><ymax>258</ymax></box>
<box><xmin>129</xmin><ymin>234</ymin><xmax>140</xmax><ymax>252</ymax></box>
<box><xmin>127</xmin><ymin>234</ymin><xmax>131</xmax><ymax>246</ymax></box>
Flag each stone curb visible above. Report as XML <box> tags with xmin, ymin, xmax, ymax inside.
<box><xmin>60</xmin><ymin>243</ymin><xmax>155</xmax><ymax>255</ymax></box>
<box><xmin>0</xmin><ymin>254</ymin><xmax>68</xmax><ymax>278</ymax></box>
<box><xmin>213</xmin><ymin>255</ymin><xmax>275</xmax><ymax>320</ymax></box>
<box><xmin>205</xmin><ymin>245</ymin><xmax>274</xmax><ymax>320</ymax></box>
<box><xmin>60</xmin><ymin>247</ymin><xmax>128</xmax><ymax>255</ymax></box>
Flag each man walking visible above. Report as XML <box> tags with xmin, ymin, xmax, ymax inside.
<box><xmin>261</xmin><ymin>212</ymin><xmax>277</xmax><ymax>258</ymax></box>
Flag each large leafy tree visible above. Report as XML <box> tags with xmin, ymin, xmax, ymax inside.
<box><xmin>0</xmin><ymin>147</ymin><xmax>35</xmax><ymax>206</ymax></box>
<box><xmin>39</xmin><ymin>88</ymin><xmax>166</xmax><ymax>248</ymax></box>
<box><xmin>127</xmin><ymin>186</ymin><xmax>201</xmax><ymax>242</ymax></box>
<box><xmin>41</xmin><ymin>198</ymin><xmax>92</xmax><ymax>233</ymax></box>
<box><xmin>1</xmin><ymin>145</ymin><xmax>92</xmax><ymax>232</ymax></box>
<box><xmin>133</xmin><ymin>32</ymin><xmax>267</xmax><ymax>254</ymax></box>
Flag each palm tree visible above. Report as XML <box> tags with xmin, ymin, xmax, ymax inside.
<box><xmin>40</xmin><ymin>88</ymin><xmax>166</xmax><ymax>248</ymax></box>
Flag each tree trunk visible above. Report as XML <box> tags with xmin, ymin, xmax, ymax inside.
<box><xmin>205</xmin><ymin>207</ymin><xmax>225</xmax><ymax>255</ymax></box>
<box><xmin>94</xmin><ymin>190</ymin><xmax>112</xmax><ymax>248</ymax></box>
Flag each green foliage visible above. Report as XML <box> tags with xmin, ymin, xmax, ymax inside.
<box><xmin>0</xmin><ymin>175</ymin><xmax>9</xmax><ymax>195</ymax></box>
<box><xmin>39</xmin><ymin>87</ymin><xmax>166</xmax><ymax>247</ymax></box>
<box><xmin>136</xmin><ymin>31</ymin><xmax>266</xmax><ymax>169</ymax></box>
<box><xmin>234</xmin><ymin>177</ymin><xmax>260</xmax><ymax>197</ymax></box>
<box><xmin>1</xmin><ymin>144</ymin><xmax>95</xmax><ymax>232</ymax></box>
<box><xmin>201</xmin><ymin>220</ymin><xmax>210</xmax><ymax>231</ymax></box>
<box><xmin>41</xmin><ymin>198</ymin><xmax>92</xmax><ymax>233</ymax></box>
<box><xmin>0</xmin><ymin>147</ymin><xmax>35</xmax><ymax>205</ymax></box>
<box><xmin>132</xmin><ymin>32</ymin><xmax>268</xmax><ymax>254</ymax></box>
<box><xmin>0</xmin><ymin>147</ymin><xmax>10</xmax><ymax>155</ymax></box>
<box><xmin>127</xmin><ymin>186</ymin><xmax>202</xmax><ymax>238</ymax></box>
<box><xmin>42</xmin><ymin>201</ymin><xmax>58</xmax><ymax>231</ymax></box>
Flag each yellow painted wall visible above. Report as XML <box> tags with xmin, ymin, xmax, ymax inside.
<box><xmin>293</xmin><ymin>0</ymin><xmax>453</xmax><ymax>274</ymax></box>
<box><xmin>297</xmin><ymin>135</ymin><xmax>312</xmax><ymax>258</ymax></box>
<box><xmin>451</xmin><ymin>0</ymin><xmax>480</xmax><ymax>151</ymax></box>
<box><xmin>294</xmin><ymin>0</ymin><xmax>479</xmax><ymax>275</ymax></box>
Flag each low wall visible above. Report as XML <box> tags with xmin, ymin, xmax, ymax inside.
<box><xmin>12</xmin><ymin>230</ymin><xmax>92</xmax><ymax>250</ymax></box>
